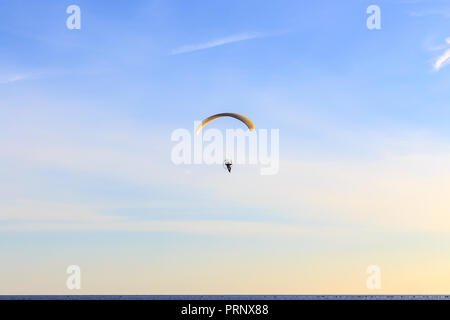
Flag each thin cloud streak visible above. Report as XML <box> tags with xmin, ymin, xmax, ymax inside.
<box><xmin>0</xmin><ymin>74</ymin><xmax>29</xmax><ymax>84</ymax></box>
<box><xmin>434</xmin><ymin>49</ymin><xmax>450</xmax><ymax>71</ymax></box>
<box><xmin>170</xmin><ymin>32</ymin><xmax>270</xmax><ymax>55</ymax></box>
<box><xmin>410</xmin><ymin>9</ymin><xmax>450</xmax><ymax>18</ymax></box>
<box><xmin>429</xmin><ymin>37</ymin><xmax>450</xmax><ymax>71</ymax></box>
<box><xmin>0</xmin><ymin>219</ymin><xmax>335</xmax><ymax>236</ymax></box>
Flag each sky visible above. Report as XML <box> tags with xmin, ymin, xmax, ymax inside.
<box><xmin>1</xmin><ymin>0</ymin><xmax>450</xmax><ymax>294</ymax></box>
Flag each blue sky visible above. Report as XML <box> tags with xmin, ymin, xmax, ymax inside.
<box><xmin>2</xmin><ymin>0</ymin><xmax>450</xmax><ymax>294</ymax></box>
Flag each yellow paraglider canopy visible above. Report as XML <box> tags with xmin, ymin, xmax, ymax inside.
<box><xmin>195</xmin><ymin>113</ymin><xmax>254</xmax><ymax>135</ymax></box>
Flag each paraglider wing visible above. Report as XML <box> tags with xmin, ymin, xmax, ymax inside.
<box><xmin>195</xmin><ymin>113</ymin><xmax>254</xmax><ymax>135</ymax></box>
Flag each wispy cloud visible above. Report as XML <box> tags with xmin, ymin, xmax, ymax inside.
<box><xmin>0</xmin><ymin>218</ymin><xmax>333</xmax><ymax>236</ymax></box>
<box><xmin>434</xmin><ymin>49</ymin><xmax>450</xmax><ymax>71</ymax></box>
<box><xmin>433</xmin><ymin>38</ymin><xmax>450</xmax><ymax>71</ymax></box>
<box><xmin>170</xmin><ymin>32</ymin><xmax>272</xmax><ymax>55</ymax></box>
<box><xmin>410</xmin><ymin>9</ymin><xmax>450</xmax><ymax>18</ymax></box>
<box><xmin>0</xmin><ymin>74</ymin><xmax>30</xmax><ymax>84</ymax></box>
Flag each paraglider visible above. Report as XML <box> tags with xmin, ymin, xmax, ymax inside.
<box><xmin>223</xmin><ymin>159</ymin><xmax>232</xmax><ymax>173</ymax></box>
<box><xmin>196</xmin><ymin>113</ymin><xmax>254</xmax><ymax>174</ymax></box>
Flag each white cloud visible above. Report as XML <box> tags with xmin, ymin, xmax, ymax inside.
<box><xmin>170</xmin><ymin>32</ymin><xmax>266</xmax><ymax>55</ymax></box>
<box><xmin>410</xmin><ymin>9</ymin><xmax>450</xmax><ymax>18</ymax></box>
<box><xmin>434</xmin><ymin>49</ymin><xmax>450</xmax><ymax>71</ymax></box>
<box><xmin>0</xmin><ymin>218</ymin><xmax>332</xmax><ymax>236</ymax></box>
<box><xmin>428</xmin><ymin>37</ymin><xmax>450</xmax><ymax>71</ymax></box>
<box><xmin>0</xmin><ymin>74</ymin><xmax>29</xmax><ymax>84</ymax></box>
